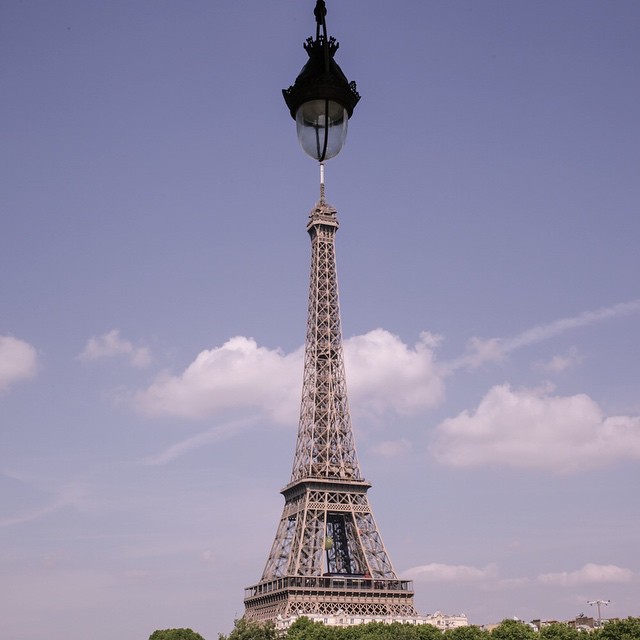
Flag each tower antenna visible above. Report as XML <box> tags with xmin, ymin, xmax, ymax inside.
<box><xmin>319</xmin><ymin>161</ymin><xmax>326</xmax><ymax>204</ymax></box>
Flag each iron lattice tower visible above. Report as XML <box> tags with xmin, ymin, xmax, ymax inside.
<box><xmin>243</xmin><ymin>188</ymin><xmax>417</xmax><ymax>623</ymax></box>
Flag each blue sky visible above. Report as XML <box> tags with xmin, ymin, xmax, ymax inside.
<box><xmin>1</xmin><ymin>1</ymin><xmax>639</xmax><ymax>638</ymax></box>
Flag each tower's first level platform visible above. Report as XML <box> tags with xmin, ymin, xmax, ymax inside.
<box><xmin>244</xmin><ymin>575</ymin><xmax>417</xmax><ymax>623</ymax></box>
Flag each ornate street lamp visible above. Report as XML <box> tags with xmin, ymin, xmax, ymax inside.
<box><xmin>283</xmin><ymin>0</ymin><xmax>360</xmax><ymax>163</ymax></box>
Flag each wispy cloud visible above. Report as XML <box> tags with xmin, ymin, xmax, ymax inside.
<box><xmin>431</xmin><ymin>384</ymin><xmax>640</xmax><ymax>473</ymax></box>
<box><xmin>0</xmin><ymin>472</ymin><xmax>88</xmax><ymax>529</ymax></box>
<box><xmin>537</xmin><ymin>563</ymin><xmax>633</xmax><ymax>586</ymax></box>
<box><xmin>535</xmin><ymin>347</ymin><xmax>584</xmax><ymax>374</ymax></box>
<box><xmin>451</xmin><ymin>299</ymin><xmax>640</xmax><ymax>370</ymax></box>
<box><xmin>0</xmin><ymin>335</ymin><xmax>38</xmax><ymax>391</ymax></box>
<box><xmin>78</xmin><ymin>329</ymin><xmax>151</xmax><ymax>368</ymax></box>
<box><xmin>403</xmin><ymin>562</ymin><xmax>634</xmax><ymax>590</ymax></box>
<box><xmin>403</xmin><ymin>562</ymin><xmax>498</xmax><ymax>583</ymax></box>
<box><xmin>141</xmin><ymin>417</ymin><xmax>257</xmax><ymax>465</ymax></box>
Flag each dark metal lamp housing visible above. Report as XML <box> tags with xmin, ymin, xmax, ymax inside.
<box><xmin>283</xmin><ymin>0</ymin><xmax>360</xmax><ymax>162</ymax></box>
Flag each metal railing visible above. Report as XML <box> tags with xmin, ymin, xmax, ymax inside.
<box><xmin>245</xmin><ymin>576</ymin><xmax>413</xmax><ymax>599</ymax></box>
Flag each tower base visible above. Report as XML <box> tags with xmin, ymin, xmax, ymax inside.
<box><xmin>244</xmin><ymin>576</ymin><xmax>418</xmax><ymax>623</ymax></box>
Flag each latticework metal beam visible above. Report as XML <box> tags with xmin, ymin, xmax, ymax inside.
<box><xmin>244</xmin><ymin>198</ymin><xmax>417</xmax><ymax>623</ymax></box>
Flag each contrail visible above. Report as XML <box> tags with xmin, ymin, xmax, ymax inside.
<box><xmin>141</xmin><ymin>416</ymin><xmax>257</xmax><ymax>465</ymax></box>
<box><xmin>449</xmin><ymin>299</ymin><xmax>640</xmax><ymax>371</ymax></box>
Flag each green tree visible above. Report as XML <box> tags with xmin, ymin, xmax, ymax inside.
<box><xmin>539</xmin><ymin>623</ymin><xmax>582</xmax><ymax>640</ymax></box>
<box><xmin>286</xmin><ymin>616</ymin><xmax>317</xmax><ymax>640</ymax></box>
<box><xmin>445</xmin><ymin>625</ymin><xmax>490</xmax><ymax>640</ymax></box>
<box><xmin>490</xmin><ymin>619</ymin><xmax>536</xmax><ymax>640</ymax></box>
<box><xmin>288</xmin><ymin>620</ymin><xmax>444</xmax><ymax>640</ymax></box>
<box><xmin>338</xmin><ymin>622</ymin><xmax>367</xmax><ymax>640</ymax></box>
<box><xmin>416</xmin><ymin>622</ymin><xmax>448</xmax><ymax>640</ymax></box>
<box><xmin>594</xmin><ymin>617</ymin><xmax>640</xmax><ymax>640</ymax></box>
<box><xmin>218</xmin><ymin>618</ymin><xmax>277</xmax><ymax>640</ymax></box>
<box><xmin>149</xmin><ymin>629</ymin><xmax>206</xmax><ymax>640</ymax></box>
<box><xmin>286</xmin><ymin>617</ymin><xmax>338</xmax><ymax>640</ymax></box>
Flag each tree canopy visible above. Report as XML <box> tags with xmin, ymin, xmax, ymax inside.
<box><xmin>538</xmin><ymin>623</ymin><xmax>583</xmax><ymax>640</ymax></box>
<box><xmin>218</xmin><ymin>618</ymin><xmax>277</xmax><ymax>640</ymax></box>
<box><xmin>489</xmin><ymin>619</ymin><xmax>537</xmax><ymax>640</ymax></box>
<box><xmin>215</xmin><ymin>615</ymin><xmax>640</xmax><ymax>640</ymax></box>
<box><xmin>149</xmin><ymin>629</ymin><xmax>206</xmax><ymax>640</ymax></box>
<box><xmin>444</xmin><ymin>625</ymin><xmax>489</xmax><ymax>639</ymax></box>
<box><xmin>594</xmin><ymin>617</ymin><xmax>640</xmax><ymax>640</ymax></box>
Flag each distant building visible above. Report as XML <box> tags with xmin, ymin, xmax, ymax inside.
<box><xmin>530</xmin><ymin>619</ymin><xmax>560</xmax><ymax>631</ymax></box>
<box><xmin>274</xmin><ymin>611</ymin><xmax>468</xmax><ymax>631</ymax></box>
<box><xmin>425</xmin><ymin>611</ymin><xmax>469</xmax><ymax>630</ymax></box>
<box><xmin>568</xmin><ymin>615</ymin><xmax>596</xmax><ymax>630</ymax></box>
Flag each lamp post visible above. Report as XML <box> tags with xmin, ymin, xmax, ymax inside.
<box><xmin>588</xmin><ymin>599</ymin><xmax>610</xmax><ymax>627</ymax></box>
<box><xmin>243</xmin><ymin>1</ymin><xmax>420</xmax><ymax>624</ymax></box>
<box><xmin>283</xmin><ymin>0</ymin><xmax>360</xmax><ymax>189</ymax></box>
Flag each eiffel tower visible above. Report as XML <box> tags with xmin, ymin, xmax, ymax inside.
<box><xmin>243</xmin><ymin>188</ymin><xmax>418</xmax><ymax>624</ymax></box>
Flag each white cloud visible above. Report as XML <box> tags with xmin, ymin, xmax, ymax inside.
<box><xmin>457</xmin><ymin>337</ymin><xmax>506</xmax><ymax>369</ymax></box>
<box><xmin>403</xmin><ymin>562</ymin><xmax>633</xmax><ymax>590</ymax></box>
<box><xmin>452</xmin><ymin>299</ymin><xmax>640</xmax><ymax>371</ymax></box>
<box><xmin>431</xmin><ymin>384</ymin><xmax>640</xmax><ymax>473</ymax></box>
<box><xmin>403</xmin><ymin>562</ymin><xmax>498</xmax><ymax>583</ymax></box>
<box><xmin>78</xmin><ymin>329</ymin><xmax>151</xmax><ymax>368</ymax></box>
<box><xmin>537</xmin><ymin>563</ymin><xmax>633</xmax><ymax>586</ymax></box>
<box><xmin>134</xmin><ymin>336</ymin><xmax>302</xmax><ymax>424</ymax></box>
<box><xmin>134</xmin><ymin>330</ymin><xmax>446</xmax><ymax>426</ymax></box>
<box><xmin>0</xmin><ymin>335</ymin><xmax>38</xmax><ymax>391</ymax></box>
<box><xmin>344</xmin><ymin>329</ymin><xmax>445</xmax><ymax>417</ymax></box>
